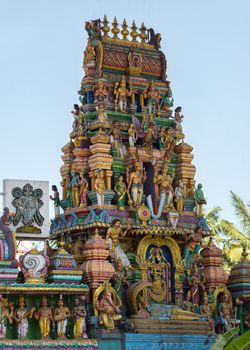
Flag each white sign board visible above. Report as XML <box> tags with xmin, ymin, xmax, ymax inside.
<box><xmin>3</xmin><ymin>179</ymin><xmax>49</xmax><ymax>239</ymax></box>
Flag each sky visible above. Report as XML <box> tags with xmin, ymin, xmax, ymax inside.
<box><xmin>0</xmin><ymin>0</ymin><xmax>250</xmax><ymax>227</ymax></box>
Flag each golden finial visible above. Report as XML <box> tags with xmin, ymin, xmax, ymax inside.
<box><xmin>121</xmin><ymin>18</ymin><xmax>129</xmax><ymax>40</ymax></box>
<box><xmin>102</xmin><ymin>15</ymin><xmax>110</xmax><ymax>37</ymax></box>
<box><xmin>111</xmin><ymin>16</ymin><xmax>120</xmax><ymax>39</ymax></box>
<box><xmin>130</xmin><ymin>20</ymin><xmax>138</xmax><ymax>42</ymax></box>
<box><xmin>139</xmin><ymin>22</ymin><xmax>147</xmax><ymax>44</ymax></box>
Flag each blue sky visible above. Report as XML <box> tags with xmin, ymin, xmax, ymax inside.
<box><xmin>0</xmin><ymin>0</ymin><xmax>250</xmax><ymax>226</ymax></box>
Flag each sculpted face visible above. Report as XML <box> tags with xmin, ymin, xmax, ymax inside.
<box><xmin>75</xmin><ymin>298</ymin><xmax>80</xmax><ymax>306</ymax></box>
<box><xmin>58</xmin><ymin>300</ymin><xmax>64</xmax><ymax>307</ymax></box>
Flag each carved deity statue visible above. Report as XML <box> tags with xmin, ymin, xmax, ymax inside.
<box><xmin>94</xmin><ymin>169</ymin><xmax>105</xmax><ymax>207</ymax></box>
<box><xmin>143</xmin><ymin>81</ymin><xmax>161</xmax><ymax>115</ymax></box>
<box><xmin>79</xmin><ymin>175</ymin><xmax>89</xmax><ymax>207</ymax></box>
<box><xmin>94</xmin><ymin>80</ymin><xmax>108</xmax><ymax>101</ymax></box>
<box><xmin>114</xmin><ymin>176</ymin><xmax>127</xmax><ymax>211</ymax></box>
<box><xmin>112</xmin><ymin>259</ymin><xmax>129</xmax><ymax>300</ymax></box>
<box><xmin>174</xmin><ymin>180</ymin><xmax>186</xmax><ymax>213</ymax></box>
<box><xmin>94</xmin><ymin>282</ymin><xmax>122</xmax><ymax>331</ymax></box>
<box><xmin>54</xmin><ymin>299</ymin><xmax>70</xmax><ymax>338</ymax></box>
<box><xmin>114</xmin><ymin>76</ymin><xmax>132</xmax><ymax>112</ymax></box>
<box><xmin>200</xmin><ymin>294</ymin><xmax>215</xmax><ymax>332</ymax></box>
<box><xmin>73</xmin><ymin>298</ymin><xmax>88</xmax><ymax>339</ymax></box>
<box><xmin>128</xmin><ymin>123</ymin><xmax>137</xmax><ymax>147</ymax></box>
<box><xmin>161</xmin><ymin>80</ymin><xmax>174</xmax><ymax>111</ymax></box>
<box><xmin>183</xmin><ymin>290</ymin><xmax>193</xmax><ymax>313</ymax></box>
<box><xmin>183</xmin><ymin>227</ymin><xmax>204</xmax><ymax>269</ymax></box>
<box><xmin>154</xmin><ymin>165</ymin><xmax>174</xmax><ymax>210</ymax></box>
<box><xmin>34</xmin><ymin>296</ymin><xmax>54</xmax><ymax>339</ymax></box>
<box><xmin>71</xmin><ymin>172</ymin><xmax>80</xmax><ymax>207</ymax></box>
<box><xmin>0</xmin><ymin>297</ymin><xmax>13</xmax><ymax>339</ymax></box>
<box><xmin>106</xmin><ymin>219</ymin><xmax>131</xmax><ymax>269</ymax></box>
<box><xmin>218</xmin><ymin>294</ymin><xmax>233</xmax><ymax>332</ymax></box>
<box><xmin>194</xmin><ymin>183</ymin><xmax>207</xmax><ymax>216</ymax></box>
<box><xmin>127</xmin><ymin>162</ymin><xmax>147</xmax><ymax>207</ymax></box>
<box><xmin>50</xmin><ymin>185</ymin><xmax>60</xmax><ymax>217</ymax></box>
<box><xmin>83</xmin><ymin>40</ymin><xmax>96</xmax><ymax>66</ymax></box>
<box><xmin>13</xmin><ymin>296</ymin><xmax>35</xmax><ymax>339</ymax></box>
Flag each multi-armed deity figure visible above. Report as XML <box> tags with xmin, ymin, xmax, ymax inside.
<box><xmin>95</xmin><ymin>282</ymin><xmax>122</xmax><ymax>331</ymax></box>
<box><xmin>114</xmin><ymin>76</ymin><xmax>132</xmax><ymax>112</ymax></box>
<box><xmin>144</xmin><ymin>81</ymin><xmax>161</xmax><ymax>115</ymax></box>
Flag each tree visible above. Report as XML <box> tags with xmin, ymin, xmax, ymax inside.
<box><xmin>204</xmin><ymin>191</ymin><xmax>250</xmax><ymax>272</ymax></box>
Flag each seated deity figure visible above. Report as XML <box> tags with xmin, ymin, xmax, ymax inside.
<box><xmin>106</xmin><ymin>219</ymin><xmax>131</xmax><ymax>269</ymax></box>
<box><xmin>34</xmin><ymin>296</ymin><xmax>54</xmax><ymax>339</ymax></box>
<box><xmin>127</xmin><ymin>162</ymin><xmax>147</xmax><ymax>207</ymax></box>
<box><xmin>54</xmin><ymin>299</ymin><xmax>70</xmax><ymax>338</ymax></box>
<box><xmin>13</xmin><ymin>296</ymin><xmax>35</xmax><ymax>339</ymax></box>
<box><xmin>95</xmin><ymin>284</ymin><xmax>122</xmax><ymax>331</ymax></box>
<box><xmin>73</xmin><ymin>298</ymin><xmax>88</xmax><ymax>339</ymax></box>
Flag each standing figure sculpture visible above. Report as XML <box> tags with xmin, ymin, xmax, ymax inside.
<box><xmin>54</xmin><ymin>299</ymin><xmax>70</xmax><ymax>339</ymax></box>
<box><xmin>174</xmin><ymin>180</ymin><xmax>185</xmax><ymax>213</ymax></box>
<box><xmin>194</xmin><ymin>183</ymin><xmax>207</xmax><ymax>216</ymax></box>
<box><xmin>50</xmin><ymin>185</ymin><xmax>60</xmax><ymax>217</ymax></box>
<box><xmin>13</xmin><ymin>296</ymin><xmax>35</xmax><ymax>339</ymax></box>
<box><xmin>71</xmin><ymin>172</ymin><xmax>80</xmax><ymax>207</ymax></box>
<box><xmin>200</xmin><ymin>294</ymin><xmax>215</xmax><ymax>332</ymax></box>
<box><xmin>161</xmin><ymin>80</ymin><xmax>174</xmax><ymax>111</ymax></box>
<box><xmin>114</xmin><ymin>176</ymin><xmax>127</xmax><ymax>211</ymax></box>
<box><xmin>218</xmin><ymin>294</ymin><xmax>233</xmax><ymax>332</ymax></box>
<box><xmin>114</xmin><ymin>76</ymin><xmax>132</xmax><ymax>112</ymax></box>
<box><xmin>0</xmin><ymin>207</ymin><xmax>16</xmax><ymax>261</ymax></box>
<box><xmin>0</xmin><ymin>297</ymin><xmax>13</xmax><ymax>339</ymax></box>
<box><xmin>127</xmin><ymin>162</ymin><xmax>147</xmax><ymax>207</ymax></box>
<box><xmin>72</xmin><ymin>298</ymin><xmax>88</xmax><ymax>339</ymax></box>
<box><xmin>94</xmin><ymin>169</ymin><xmax>105</xmax><ymax>207</ymax></box>
<box><xmin>128</xmin><ymin>123</ymin><xmax>137</xmax><ymax>147</ymax></box>
<box><xmin>152</xmin><ymin>165</ymin><xmax>174</xmax><ymax>214</ymax></box>
<box><xmin>34</xmin><ymin>296</ymin><xmax>54</xmax><ymax>339</ymax></box>
<box><xmin>79</xmin><ymin>175</ymin><xmax>89</xmax><ymax>207</ymax></box>
<box><xmin>106</xmin><ymin>219</ymin><xmax>131</xmax><ymax>269</ymax></box>
<box><xmin>144</xmin><ymin>81</ymin><xmax>161</xmax><ymax>115</ymax></box>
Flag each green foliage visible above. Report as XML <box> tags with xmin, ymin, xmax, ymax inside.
<box><xmin>210</xmin><ymin>327</ymin><xmax>239</xmax><ymax>350</ymax></box>
<box><xmin>204</xmin><ymin>192</ymin><xmax>250</xmax><ymax>272</ymax></box>
<box><xmin>224</xmin><ymin>329</ymin><xmax>250</xmax><ymax>350</ymax></box>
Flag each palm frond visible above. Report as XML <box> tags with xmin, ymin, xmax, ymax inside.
<box><xmin>219</xmin><ymin>220</ymin><xmax>249</xmax><ymax>243</ymax></box>
<box><xmin>230</xmin><ymin>191</ymin><xmax>250</xmax><ymax>235</ymax></box>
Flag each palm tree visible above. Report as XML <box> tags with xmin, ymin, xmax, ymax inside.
<box><xmin>204</xmin><ymin>192</ymin><xmax>250</xmax><ymax>271</ymax></box>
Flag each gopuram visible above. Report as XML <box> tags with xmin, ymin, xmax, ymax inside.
<box><xmin>0</xmin><ymin>16</ymin><xmax>250</xmax><ymax>350</ymax></box>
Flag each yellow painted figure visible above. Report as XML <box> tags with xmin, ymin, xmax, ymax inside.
<box><xmin>96</xmin><ymin>290</ymin><xmax>122</xmax><ymax>330</ymax></box>
<box><xmin>34</xmin><ymin>296</ymin><xmax>54</xmax><ymax>338</ymax></box>
<box><xmin>73</xmin><ymin>298</ymin><xmax>88</xmax><ymax>339</ymax></box>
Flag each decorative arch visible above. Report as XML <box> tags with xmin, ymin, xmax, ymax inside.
<box><xmin>136</xmin><ymin>235</ymin><xmax>182</xmax><ymax>266</ymax></box>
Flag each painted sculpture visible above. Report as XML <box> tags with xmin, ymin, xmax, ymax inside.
<box><xmin>0</xmin><ymin>15</ymin><xmax>244</xmax><ymax>350</ymax></box>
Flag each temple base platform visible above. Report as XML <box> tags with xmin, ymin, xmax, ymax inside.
<box><xmin>0</xmin><ymin>339</ymin><xmax>98</xmax><ymax>350</ymax></box>
<box><xmin>124</xmin><ymin>333</ymin><xmax>217</xmax><ymax>350</ymax></box>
